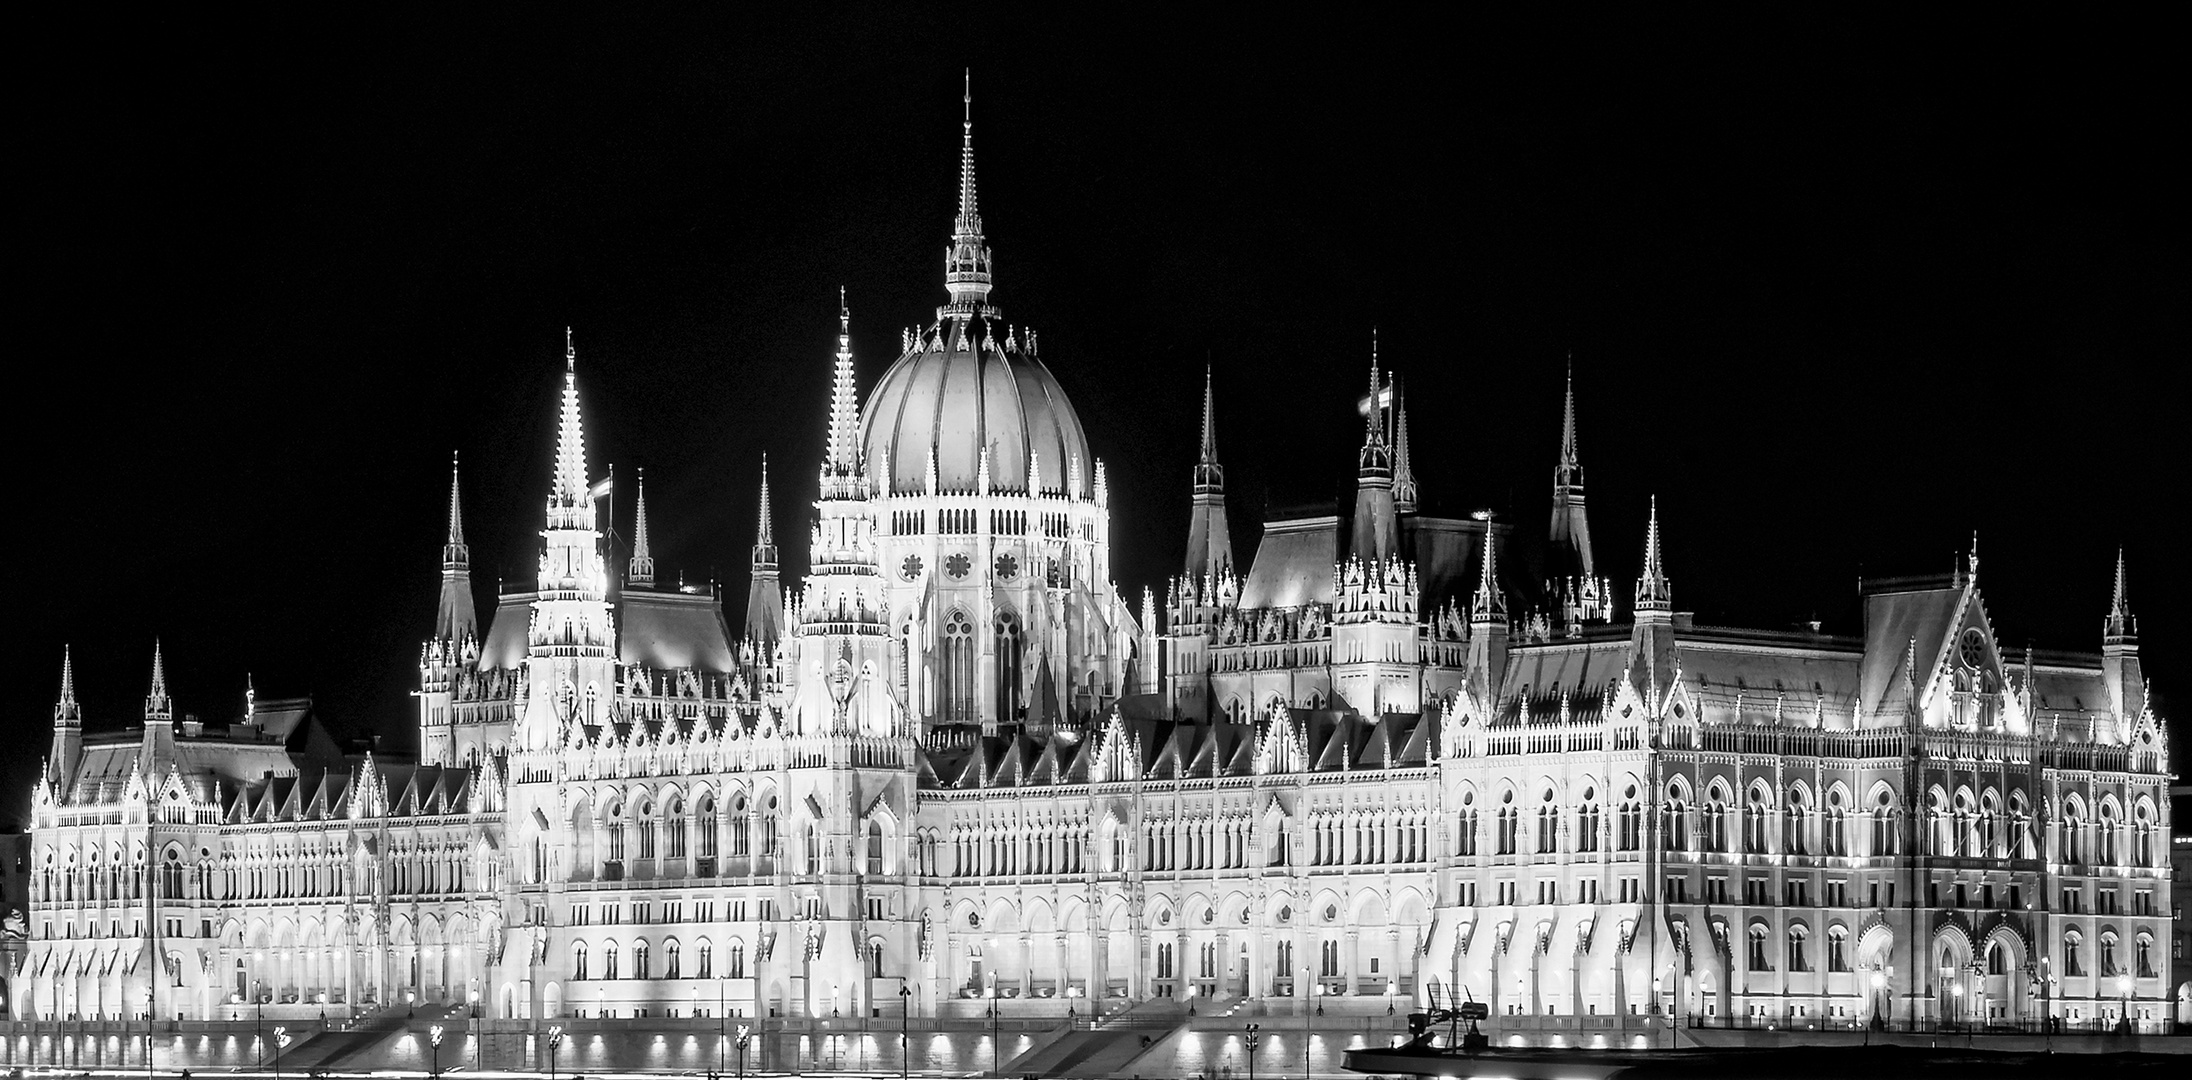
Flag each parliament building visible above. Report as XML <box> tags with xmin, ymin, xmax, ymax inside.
<box><xmin>14</xmin><ymin>93</ymin><xmax>2177</xmax><ymax>1040</ymax></box>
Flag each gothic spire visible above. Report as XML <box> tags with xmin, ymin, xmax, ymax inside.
<box><xmin>1558</xmin><ymin>357</ymin><xmax>1580</xmax><ymax>479</ymax></box>
<box><xmin>434</xmin><ymin>452</ymin><xmax>479</xmax><ymax>643</ymax></box>
<box><xmin>551</xmin><ymin>328</ymin><xmax>592</xmax><ymax>517</ymax></box>
<box><xmin>1193</xmin><ymin>364</ymin><xmax>1223</xmax><ymax>492</ymax></box>
<box><xmin>1185</xmin><ymin>366</ymin><xmax>1233</xmax><ymax>581</ymax></box>
<box><xmin>1470</xmin><ymin>528</ymin><xmax>1505</xmax><ymax>622</ymax></box>
<box><xmin>943</xmin><ymin>70</ymin><xmax>995</xmax><ymax>311</ymax></box>
<box><xmin>2104</xmin><ymin>547</ymin><xmax>2136</xmax><ymax>644</ymax></box>
<box><xmin>1635</xmin><ymin>496</ymin><xmax>1672</xmax><ymax>613</ymax></box>
<box><xmin>56</xmin><ymin>646</ymin><xmax>80</xmax><ymax>724</ymax></box>
<box><xmin>146</xmin><ymin>639</ymin><xmax>172</xmax><ymax>720</ymax></box>
<box><xmin>443</xmin><ymin>452</ymin><xmax>468</xmax><ymax>567</ymax></box>
<box><xmin>1359</xmin><ymin>329</ymin><xmax>1390</xmax><ymax>471</ymax></box>
<box><xmin>1350</xmin><ymin>330</ymin><xmax>1398</xmax><ymax>565</ymax></box>
<box><xmin>1392</xmin><ymin>374</ymin><xmax>1417</xmax><ymax>514</ymax></box>
<box><xmin>826</xmin><ymin>288</ymin><xmax>862</xmax><ymax>477</ymax></box>
<box><xmin>757</xmin><ymin>454</ymin><xmax>776</xmax><ymax>550</ymax></box>
<box><xmin>628</xmin><ymin>468</ymin><xmax>656</xmax><ymax>588</ymax></box>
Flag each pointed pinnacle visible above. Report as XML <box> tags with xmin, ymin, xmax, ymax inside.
<box><xmin>1560</xmin><ymin>356</ymin><xmax>1579</xmax><ymax>467</ymax></box>
<box><xmin>151</xmin><ymin>639</ymin><xmax>167</xmax><ymax>698</ymax></box>
<box><xmin>59</xmin><ymin>645</ymin><xmax>76</xmax><ymax>705</ymax></box>
<box><xmin>2111</xmin><ymin>547</ymin><xmax>2129</xmax><ymax>616</ymax></box>
<box><xmin>1366</xmin><ymin>328</ymin><xmax>1383</xmax><ymax>442</ymax></box>
<box><xmin>565</xmin><ymin>326</ymin><xmax>575</xmax><ymax>372</ymax></box>
<box><xmin>446</xmin><ymin>451</ymin><xmax>466</xmax><ymax>547</ymax></box>
<box><xmin>1472</xmin><ymin>528</ymin><xmax>1502</xmax><ymax>619</ymax></box>
<box><xmin>631</xmin><ymin>469</ymin><xmax>652</xmax><ymax>560</ymax></box>
<box><xmin>1199</xmin><ymin>364</ymin><xmax>1218</xmax><ymax>463</ymax></box>
<box><xmin>758</xmin><ymin>454</ymin><xmax>775</xmax><ymax>546</ymax></box>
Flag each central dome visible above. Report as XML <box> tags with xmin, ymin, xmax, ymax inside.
<box><xmin>861</xmin><ymin>314</ymin><xmax>1091</xmax><ymax>498</ymax></box>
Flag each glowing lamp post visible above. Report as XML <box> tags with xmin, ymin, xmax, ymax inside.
<box><xmin>1244</xmin><ymin>1023</ymin><xmax>1261</xmax><ymax>1080</ymax></box>
<box><xmin>734</xmin><ymin>1022</ymin><xmax>752</xmax><ymax>1080</ymax></box>
<box><xmin>546</xmin><ymin>1024</ymin><xmax>565</xmax><ymax>1080</ymax></box>
<box><xmin>273</xmin><ymin>1026</ymin><xmax>289</xmax><ymax>1079</ymax></box>
<box><xmin>1951</xmin><ymin>983</ymin><xmax>1964</xmax><ymax>1032</ymax></box>
<box><xmin>1865</xmin><ymin>971</ymin><xmax>1886</xmax><ymax>1045</ymax></box>
<box><xmin>429</xmin><ymin>1024</ymin><xmax>444</xmax><ymax>1079</ymax></box>
<box><xmin>2116</xmin><ymin>975</ymin><xmax>2134</xmax><ymax>1034</ymax></box>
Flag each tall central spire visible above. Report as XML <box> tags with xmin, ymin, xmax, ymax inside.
<box><xmin>826</xmin><ymin>288</ymin><xmax>862</xmax><ymax>475</ymax></box>
<box><xmin>1351</xmin><ymin>330</ymin><xmax>1398</xmax><ymax>564</ymax></box>
<box><xmin>146</xmin><ymin>640</ymin><xmax>172</xmax><ymax>720</ymax></box>
<box><xmin>1193</xmin><ymin>365</ymin><xmax>1223</xmax><ymax>492</ymax></box>
<box><xmin>435</xmin><ymin>452</ymin><xmax>479</xmax><ymax>643</ymax></box>
<box><xmin>551</xmin><ymin>328</ymin><xmax>593</xmax><ymax>525</ymax></box>
<box><xmin>943</xmin><ymin>70</ymin><xmax>995</xmax><ymax>313</ymax></box>
<box><xmin>1635</xmin><ymin>496</ymin><xmax>1672</xmax><ymax>613</ymax></box>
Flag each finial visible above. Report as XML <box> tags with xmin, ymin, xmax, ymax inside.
<box><xmin>1635</xmin><ymin>496</ymin><xmax>1673</xmax><ymax>611</ymax></box>
<box><xmin>629</xmin><ymin>467</ymin><xmax>655</xmax><ymax>586</ymax></box>
<box><xmin>1199</xmin><ymin>363</ymin><xmax>1218</xmax><ymax>463</ymax></box>
<box><xmin>1968</xmin><ymin>530</ymin><xmax>1980</xmax><ymax>581</ymax></box>
<box><xmin>1471</xmin><ymin>528</ymin><xmax>1504</xmax><ymax>621</ymax></box>
<box><xmin>147</xmin><ymin>639</ymin><xmax>172</xmax><ymax>719</ymax></box>
<box><xmin>2105</xmin><ymin>547</ymin><xmax>2136</xmax><ymax>643</ymax></box>
<box><xmin>445</xmin><ymin>451</ymin><xmax>467</xmax><ymax>553</ymax></box>
<box><xmin>59</xmin><ymin>645</ymin><xmax>77</xmax><ymax>708</ymax></box>
<box><xmin>1560</xmin><ymin>355</ymin><xmax>1579</xmax><ymax>469</ymax></box>
<box><xmin>758</xmin><ymin>453</ymin><xmax>776</xmax><ymax>547</ymax></box>
<box><xmin>565</xmin><ymin>326</ymin><xmax>575</xmax><ymax>373</ymax></box>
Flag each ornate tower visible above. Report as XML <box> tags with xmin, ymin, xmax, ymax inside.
<box><xmin>744</xmin><ymin>455</ymin><xmax>785</xmax><ymax>657</ymax></box>
<box><xmin>1628</xmin><ymin>497</ymin><xmax>1677</xmax><ymax>704</ymax></box>
<box><xmin>2101</xmin><ymin>549</ymin><xmax>2144</xmax><ymax>726</ymax></box>
<box><xmin>1546</xmin><ymin>362</ymin><xmax>1609</xmax><ymax>634</ymax></box>
<box><xmin>48</xmin><ymin>647</ymin><xmax>81</xmax><ymax>796</ymax></box>
<box><xmin>1183</xmin><ymin>365</ymin><xmax>1233</xmax><ymax>582</ymax></box>
<box><xmin>1350</xmin><ymin>334</ymin><xmax>1398</xmax><ymax>565</ymax></box>
<box><xmin>626</xmin><ymin>469</ymin><xmax>656</xmax><ymax>589</ymax></box>
<box><xmin>514</xmin><ymin>331</ymin><xmax>617</xmax><ymax>753</ymax></box>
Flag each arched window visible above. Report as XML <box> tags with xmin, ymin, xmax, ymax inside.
<box><xmin>1744</xmin><ymin>787</ymin><xmax>1771</xmax><ymax>854</ymax></box>
<box><xmin>1784</xmin><ymin>787</ymin><xmax>1809</xmax><ymax>856</ymax></box>
<box><xmin>633</xmin><ymin>940</ymin><xmax>650</xmax><ymax>980</ymax></box>
<box><xmin>2098</xmin><ymin>933</ymin><xmax>2118</xmax><ymax>978</ymax></box>
<box><xmin>572</xmin><ymin>941</ymin><xmax>590</xmax><ymax>981</ymax></box>
<box><xmin>1663</xmin><ymin>793</ymin><xmax>1689</xmax><ymax>852</ymax></box>
<box><xmin>1986</xmin><ymin>941</ymin><xmax>2008</xmax><ymax>976</ymax></box>
<box><xmin>695</xmin><ymin>793</ymin><xmax>717</xmax><ymax>861</ymax></box>
<box><xmin>1496</xmin><ymin>791</ymin><xmax>1519</xmax><ymax>855</ymax></box>
<box><xmin>2062</xmin><ymin>932</ymin><xmax>2085</xmax><ymax>977</ymax></box>
<box><xmin>1576</xmin><ymin>786</ymin><xmax>1600</xmax><ymax>853</ymax></box>
<box><xmin>666</xmin><ymin>796</ymin><xmax>688</xmax><ymax>859</ymax></box>
<box><xmin>1826</xmin><ymin>926</ymin><xmax>1850</xmax><ymax>972</ymax></box>
<box><xmin>637</xmin><ymin>800</ymin><xmax>659</xmax><ymax>861</ymax></box>
<box><xmin>2136</xmin><ymin>934</ymin><xmax>2156</xmax><ymax>978</ymax></box>
<box><xmin>943</xmin><ymin>610</ymin><xmax>976</xmax><ymax>725</ymax></box>
<box><xmin>1788</xmin><ymin>926</ymin><xmax>1811</xmax><ymax>973</ymax></box>
<box><xmin>665</xmin><ymin>940</ymin><xmax>680</xmax><ymax>979</ymax></box>
<box><xmin>604</xmin><ymin>940</ymin><xmax>620</xmax><ymax>980</ymax></box>
<box><xmin>1456</xmin><ymin>790</ymin><xmax>1478</xmax><ymax>857</ymax></box>
<box><xmin>2062</xmin><ymin>800</ymin><xmax>2087</xmax><ymax>864</ymax></box>
<box><xmin>1871</xmin><ymin>789</ymin><xmax>1897</xmax><ymax>857</ymax></box>
<box><xmin>1619</xmin><ymin>786</ymin><xmax>1642</xmax><ymax>851</ymax></box>
<box><xmin>1538</xmin><ymin>789</ymin><xmax>1560</xmax><ymax>854</ymax></box>
<box><xmin>994</xmin><ymin>609</ymin><xmax>1024</xmax><ymax>721</ymax></box>
<box><xmin>1747</xmin><ymin>925</ymin><xmax>1772</xmax><ymax>971</ymax></box>
<box><xmin>728</xmin><ymin>940</ymin><xmax>747</xmax><ymax>979</ymax></box>
<box><xmin>730</xmin><ymin>795</ymin><xmax>752</xmax><ymax>858</ymax></box>
<box><xmin>867</xmin><ymin>819</ymin><xmax>886</xmax><ymax>876</ymax></box>
<box><xmin>697</xmin><ymin>939</ymin><xmax>713</xmax><ymax>978</ymax></box>
<box><xmin>1704</xmin><ymin>790</ymin><xmax>1728</xmax><ymax>853</ymax></box>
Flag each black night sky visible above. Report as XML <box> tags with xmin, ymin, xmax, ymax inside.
<box><xmin>14</xmin><ymin>8</ymin><xmax>2185</xmax><ymax>826</ymax></box>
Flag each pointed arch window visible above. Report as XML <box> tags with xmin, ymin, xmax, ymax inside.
<box><xmin>572</xmin><ymin>941</ymin><xmax>589</xmax><ymax>981</ymax></box>
<box><xmin>994</xmin><ymin>609</ymin><xmax>1024</xmax><ymax>722</ymax></box>
<box><xmin>943</xmin><ymin>610</ymin><xmax>976</xmax><ymax>725</ymax></box>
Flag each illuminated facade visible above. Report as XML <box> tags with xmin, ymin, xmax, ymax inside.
<box><xmin>18</xmin><ymin>92</ymin><xmax>2176</xmax><ymax>1037</ymax></box>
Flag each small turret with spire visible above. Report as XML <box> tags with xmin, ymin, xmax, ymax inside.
<box><xmin>628</xmin><ymin>468</ymin><xmax>656</xmax><ymax>588</ymax></box>
<box><xmin>745</xmin><ymin>455</ymin><xmax>784</xmax><ymax>656</ymax></box>
<box><xmin>1465</xmin><ymin>527</ymin><xmax>1510</xmax><ymax>709</ymax></box>
<box><xmin>1391</xmin><ymin>374</ymin><xmax>1418</xmax><ymax>514</ymax></box>
<box><xmin>49</xmin><ymin>647</ymin><xmax>82</xmax><ymax>798</ymax></box>
<box><xmin>434</xmin><ymin>452</ymin><xmax>479</xmax><ymax>643</ymax></box>
<box><xmin>1546</xmin><ymin>361</ymin><xmax>1608</xmax><ymax>632</ymax></box>
<box><xmin>1350</xmin><ymin>330</ymin><xmax>1398</xmax><ymax>565</ymax></box>
<box><xmin>141</xmin><ymin>640</ymin><xmax>178</xmax><ymax>778</ymax></box>
<box><xmin>2102</xmin><ymin>548</ymin><xmax>2145</xmax><ymax>725</ymax></box>
<box><xmin>1628</xmin><ymin>498</ymin><xmax>1679</xmax><ymax>707</ymax></box>
<box><xmin>1184</xmin><ymin>364</ymin><xmax>1234</xmax><ymax>581</ymax></box>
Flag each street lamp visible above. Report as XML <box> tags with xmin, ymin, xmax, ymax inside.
<box><xmin>900</xmin><ymin>984</ymin><xmax>913</xmax><ymax>1080</ymax></box>
<box><xmin>1866</xmin><ymin>971</ymin><xmax>1886</xmax><ymax>1045</ymax></box>
<box><xmin>2115</xmin><ymin>974</ymin><xmax>2133</xmax><ymax>1034</ymax></box>
<box><xmin>1951</xmin><ymin>983</ymin><xmax>1964</xmax><ymax>1033</ymax></box>
<box><xmin>429</xmin><ymin>1023</ymin><xmax>445</xmax><ymax>1079</ymax></box>
<box><xmin>274</xmin><ymin>1025</ymin><xmax>289</xmax><ymax>1079</ymax></box>
<box><xmin>1653</xmin><ymin>977</ymin><xmax>1667</xmax><ymax>1050</ymax></box>
<box><xmin>987</xmin><ymin>986</ymin><xmax>1001</xmax><ymax>1078</ymax></box>
<box><xmin>1244</xmin><ymin>1023</ymin><xmax>1261</xmax><ymax>1080</ymax></box>
<box><xmin>734</xmin><ymin>1022</ymin><xmax>752</xmax><ymax>1080</ymax></box>
<box><xmin>547</xmin><ymin>1024</ymin><xmax>565</xmax><ymax>1080</ymax></box>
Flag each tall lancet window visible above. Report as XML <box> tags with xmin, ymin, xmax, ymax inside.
<box><xmin>994</xmin><ymin>609</ymin><xmax>1024</xmax><ymax>721</ymax></box>
<box><xmin>943</xmin><ymin>610</ymin><xmax>976</xmax><ymax>725</ymax></box>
